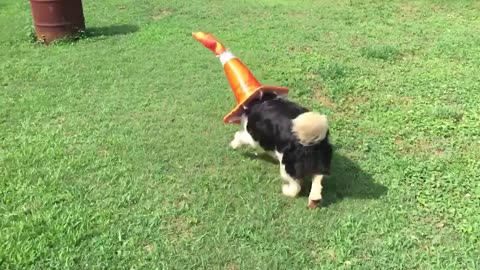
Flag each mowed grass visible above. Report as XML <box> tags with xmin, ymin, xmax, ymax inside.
<box><xmin>1</xmin><ymin>0</ymin><xmax>480</xmax><ymax>268</ymax></box>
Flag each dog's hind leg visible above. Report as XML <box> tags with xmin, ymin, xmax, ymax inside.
<box><xmin>274</xmin><ymin>151</ymin><xmax>301</xmax><ymax>197</ymax></box>
<box><xmin>266</xmin><ymin>151</ymin><xmax>278</xmax><ymax>162</ymax></box>
<box><xmin>308</xmin><ymin>175</ymin><xmax>324</xmax><ymax>208</ymax></box>
<box><xmin>279</xmin><ymin>164</ymin><xmax>301</xmax><ymax>198</ymax></box>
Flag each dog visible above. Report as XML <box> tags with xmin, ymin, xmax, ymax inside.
<box><xmin>230</xmin><ymin>92</ymin><xmax>333</xmax><ymax>208</ymax></box>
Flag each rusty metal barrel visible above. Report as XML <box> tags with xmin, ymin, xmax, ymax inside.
<box><xmin>29</xmin><ymin>0</ymin><xmax>86</xmax><ymax>43</ymax></box>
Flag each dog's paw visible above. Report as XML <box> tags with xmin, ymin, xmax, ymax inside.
<box><xmin>282</xmin><ymin>183</ymin><xmax>301</xmax><ymax>197</ymax></box>
<box><xmin>308</xmin><ymin>199</ymin><xmax>321</xmax><ymax>209</ymax></box>
<box><xmin>230</xmin><ymin>139</ymin><xmax>240</xmax><ymax>149</ymax></box>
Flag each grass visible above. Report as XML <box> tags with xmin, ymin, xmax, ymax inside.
<box><xmin>1</xmin><ymin>0</ymin><xmax>479</xmax><ymax>268</ymax></box>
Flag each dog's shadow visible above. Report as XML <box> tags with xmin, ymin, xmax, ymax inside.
<box><xmin>242</xmin><ymin>152</ymin><xmax>387</xmax><ymax>207</ymax></box>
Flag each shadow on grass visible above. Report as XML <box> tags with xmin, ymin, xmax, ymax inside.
<box><xmin>84</xmin><ymin>24</ymin><xmax>139</xmax><ymax>38</ymax></box>
<box><xmin>30</xmin><ymin>24</ymin><xmax>140</xmax><ymax>45</ymax></box>
<box><xmin>243</xmin><ymin>152</ymin><xmax>388</xmax><ymax>207</ymax></box>
<box><xmin>242</xmin><ymin>152</ymin><xmax>278</xmax><ymax>164</ymax></box>
<box><xmin>319</xmin><ymin>153</ymin><xmax>388</xmax><ymax>207</ymax></box>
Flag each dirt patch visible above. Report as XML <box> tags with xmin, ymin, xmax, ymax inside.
<box><xmin>326</xmin><ymin>249</ymin><xmax>337</xmax><ymax>261</ymax></box>
<box><xmin>324</xmin><ymin>32</ymin><xmax>335</xmax><ymax>40</ymax></box>
<box><xmin>394</xmin><ymin>137</ymin><xmax>446</xmax><ymax>157</ymax></box>
<box><xmin>350</xmin><ymin>36</ymin><xmax>366</xmax><ymax>47</ymax></box>
<box><xmin>394</xmin><ymin>136</ymin><xmax>403</xmax><ymax>146</ymax></box>
<box><xmin>433</xmin><ymin>149</ymin><xmax>446</xmax><ymax>157</ymax></box>
<box><xmin>330</xmin><ymin>95</ymin><xmax>370</xmax><ymax>120</ymax></box>
<box><xmin>98</xmin><ymin>148</ymin><xmax>109</xmax><ymax>157</ymax></box>
<box><xmin>384</xmin><ymin>95</ymin><xmax>413</xmax><ymax>110</ymax></box>
<box><xmin>395</xmin><ymin>96</ymin><xmax>413</xmax><ymax>105</ymax></box>
<box><xmin>287</xmin><ymin>11</ymin><xmax>309</xmax><ymax>18</ymax></box>
<box><xmin>315</xmin><ymin>92</ymin><xmax>336</xmax><ymax>109</ymax></box>
<box><xmin>287</xmin><ymin>45</ymin><xmax>313</xmax><ymax>54</ymax></box>
<box><xmin>340</xmin><ymin>150</ymin><xmax>362</xmax><ymax>160</ymax></box>
<box><xmin>430</xmin><ymin>4</ymin><xmax>445</xmax><ymax>12</ymax></box>
<box><xmin>152</xmin><ymin>9</ymin><xmax>172</xmax><ymax>20</ymax></box>
<box><xmin>399</xmin><ymin>4</ymin><xmax>419</xmax><ymax>13</ymax></box>
<box><xmin>342</xmin><ymin>95</ymin><xmax>370</xmax><ymax>108</ymax></box>
<box><xmin>225</xmin><ymin>263</ymin><xmax>240</xmax><ymax>270</ymax></box>
<box><xmin>175</xmin><ymin>193</ymin><xmax>191</xmax><ymax>208</ymax></box>
<box><xmin>312</xmin><ymin>85</ymin><xmax>336</xmax><ymax>109</ymax></box>
<box><xmin>143</xmin><ymin>243</ymin><xmax>155</xmax><ymax>253</ymax></box>
<box><xmin>397</xmin><ymin>4</ymin><xmax>419</xmax><ymax>19</ymax></box>
<box><xmin>168</xmin><ymin>216</ymin><xmax>195</xmax><ymax>241</ymax></box>
<box><xmin>415</xmin><ymin>139</ymin><xmax>432</xmax><ymax>151</ymax></box>
<box><xmin>318</xmin><ymin>95</ymin><xmax>335</xmax><ymax>108</ymax></box>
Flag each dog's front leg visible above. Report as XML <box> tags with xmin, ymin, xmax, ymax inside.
<box><xmin>230</xmin><ymin>130</ymin><xmax>257</xmax><ymax>149</ymax></box>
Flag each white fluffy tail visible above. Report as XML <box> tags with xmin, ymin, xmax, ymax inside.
<box><xmin>292</xmin><ymin>112</ymin><xmax>329</xmax><ymax>146</ymax></box>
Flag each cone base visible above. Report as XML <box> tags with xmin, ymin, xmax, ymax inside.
<box><xmin>223</xmin><ymin>86</ymin><xmax>289</xmax><ymax>124</ymax></box>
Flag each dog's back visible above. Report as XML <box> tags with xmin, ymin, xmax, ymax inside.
<box><xmin>245</xmin><ymin>93</ymin><xmax>332</xmax><ymax>179</ymax></box>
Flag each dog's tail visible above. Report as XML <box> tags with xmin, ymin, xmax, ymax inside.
<box><xmin>292</xmin><ymin>112</ymin><xmax>329</xmax><ymax>146</ymax></box>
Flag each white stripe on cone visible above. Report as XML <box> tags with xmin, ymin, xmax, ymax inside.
<box><xmin>219</xmin><ymin>51</ymin><xmax>236</xmax><ymax>65</ymax></box>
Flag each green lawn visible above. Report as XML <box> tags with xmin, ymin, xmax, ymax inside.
<box><xmin>1</xmin><ymin>0</ymin><xmax>479</xmax><ymax>269</ymax></box>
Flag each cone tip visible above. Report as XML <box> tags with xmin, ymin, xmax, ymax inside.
<box><xmin>192</xmin><ymin>31</ymin><xmax>207</xmax><ymax>39</ymax></box>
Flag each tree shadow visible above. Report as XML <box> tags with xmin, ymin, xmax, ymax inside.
<box><xmin>84</xmin><ymin>24</ymin><xmax>139</xmax><ymax>38</ymax></box>
<box><xmin>243</xmin><ymin>151</ymin><xmax>388</xmax><ymax>207</ymax></box>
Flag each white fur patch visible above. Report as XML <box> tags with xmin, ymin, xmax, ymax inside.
<box><xmin>230</xmin><ymin>114</ymin><xmax>258</xmax><ymax>149</ymax></box>
<box><xmin>279</xmin><ymin>161</ymin><xmax>301</xmax><ymax>197</ymax></box>
<box><xmin>282</xmin><ymin>182</ymin><xmax>301</xmax><ymax>197</ymax></box>
<box><xmin>274</xmin><ymin>151</ymin><xmax>283</xmax><ymax>162</ymax></box>
<box><xmin>309</xmin><ymin>175</ymin><xmax>324</xmax><ymax>201</ymax></box>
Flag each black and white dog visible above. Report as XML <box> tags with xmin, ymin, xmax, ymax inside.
<box><xmin>230</xmin><ymin>92</ymin><xmax>333</xmax><ymax>208</ymax></box>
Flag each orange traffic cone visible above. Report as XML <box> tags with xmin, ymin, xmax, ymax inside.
<box><xmin>192</xmin><ymin>32</ymin><xmax>289</xmax><ymax>124</ymax></box>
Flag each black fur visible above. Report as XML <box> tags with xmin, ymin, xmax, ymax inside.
<box><xmin>244</xmin><ymin>93</ymin><xmax>333</xmax><ymax>180</ymax></box>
